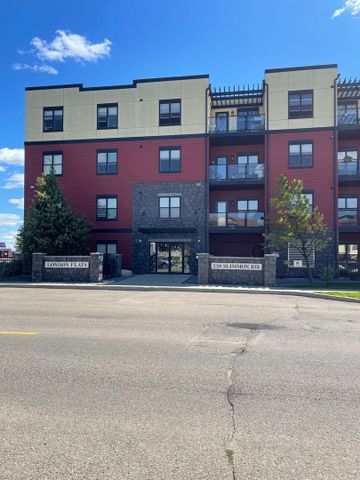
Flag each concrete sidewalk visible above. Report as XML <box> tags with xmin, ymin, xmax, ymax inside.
<box><xmin>0</xmin><ymin>276</ymin><xmax>360</xmax><ymax>303</ymax></box>
<box><xmin>105</xmin><ymin>273</ymin><xmax>194</xmax><ymax>286</ymax></box>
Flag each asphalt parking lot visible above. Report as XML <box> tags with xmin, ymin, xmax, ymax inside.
<box><xmin>0</xmin><ymin>288</ymin><xmax>359</xmax><ymax>479</ymax></box>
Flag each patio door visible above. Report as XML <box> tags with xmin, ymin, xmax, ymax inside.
<box><xmin>149</xmin><ymin>242</ymin><xmax>190</xmax><ymax>273</ymax></box>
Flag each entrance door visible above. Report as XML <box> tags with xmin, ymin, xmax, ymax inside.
<box><xmin>149</xmin><ymin>242</ymin><xmax>190</xmax><ymax>273</ymax></box>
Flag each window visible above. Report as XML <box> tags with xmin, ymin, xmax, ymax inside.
<box><xmin>288</xmin><ymin>241</ymin><xmax>315</xmax><ymax>268</ymax></box>
<box><xmin>159</xmin><ymin>100</ymin><xmax>181</xmax><ymax>126</ymax></box>
<box><xmin>338</xmin><ymin>197</ymin><xmax>358</xmax><ymax>226</ymax></box>
<box><xmin>236</xmin><ymin>154</ymin><xmax>263</xmax><ymax>179</ymax></box>
<box><xmin>288</xmin><ymin>91</ymin><xmax>313</xmax><ymax>119</ymax></box>
<box><xmin>159</xmin><ymin>147</ymin><xmax>181</xmax><ymax>173</ymax></box>
<box><xmin>97</xmin><ymin>150</ymin><xmax>118</xmax><ymax>175</ymax></box>
<box><xmin>339</xmin><ymin>243</ymin><xmax>358</xmax><ymax>261</ymax></box>
<box><xmin>237</xmin><ymin>199</ymin><xmax>259</xmax><ymax>212</ymax></box>
<box><xmin>237</xmin><ymin>108</ymin><xmax>263</xmax><ymax>131</ymax></box>
<box><xmin>303</xmin><ymin>192</ymin><xmax>313</xmax><ymax>213</ymax></box>
<box><xmin>236</xmin><ymin>199</ymin><xmax>264</xmax><ymax>227</ymax></box>
<box><xmin>159</xmin><ymin>196</ymin><xmax>181</xmax><ymax>218</ymax></box>
<box><xmin>338</xmin><ymin>150</ymin><xmax>359</xmax><ymax>176</ymax></box>
<box><xmin>43</xmin><ymin>152</ymin><xmax>62</xmax><ymax>175</ymax></box>
<box><xmin>96</xmin><ymin>242</ymin><xmax>117</xmax><ymax>254</ymax></box>
<box><xmin>289</xmin><ymin>142</ymin><xmax>313</xmax><ymax>168</ymax></box>
<box><xmin>215</xmin><ymin>112</ymin><xmax>228</xmax><ymax>132</ymax></box>
<box><xmin>43</xmin><ymin>107</ymin><xmax>63</xmax><ymax>132</ymax></box>
<box><xmin>97</xmin><ymin>104</ymin><xmax>118</xmax><ymax>129</ymax></box>
<box><xmin>96</xmin><ymin>196</ymin><xmax>117</xmax><ymax>220</ymax></box>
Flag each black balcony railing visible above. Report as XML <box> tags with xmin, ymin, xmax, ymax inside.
<box><xmin>338</xmin><ymin>161</ymin><xmax>359</xmax><ymax>176</ymax></box>
<box><xmin>209</xmin><ymin>211</ymin><xmax>265</xmax><ymax>228</ymax></box>
<box><xmin>209</xmin><ymin>113</ymin><xmax>265</xmax><ymax>134</ymax></box>
<box><xmin>338</xmin><ymin>209</ymin><xmax>359</xmax><ymax>226</ymax></box>
<box><xmin>337</xmin><ymin>109</ymin><xmax>360</xmax><ymax>126</ymax></box>
<box><xmin>209</xmin><ymin>163</ymin><xmax>264</xmax><ymax>181</ymax></box>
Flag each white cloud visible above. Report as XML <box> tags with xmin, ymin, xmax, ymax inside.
<box><xmin>0</xmin><ymin>166</ymin><xmax>5</xmax><ymax>173</ymax></box>
<box><xmin>2</xmin><ymin>173</ymin><xmax>24</xmax><ymax>190</ymax></box>
<box><xmin>0</xmin><ymin>214</ymin><xmax>22</xmax><ymax>228</ymax></box>
<box><xmin>0</xmin><ymin>147</ymin><xmax>24</xmax><ymax>167</ymax></box>
<box><xmin>13</xmin><ymin>63</ymin><xmax>58</xmax><ymax>75</ymax></box>
<box><xmin>0</xmin><ymin>230</ymin><xmax>20</xmax><ymax>250</ymax></box>
<box><xmin>8</xmin><ymin>198</ymin><xmax>24</xmax><ymax>210</ymax></box>
<box><xmin>332</xmin><ymin>0</ymin><xmax>360</xmax><ymax>18</ymax></box>
<box><xmin>31</xmin><ymin>30</ymin><xmax>111</xmax><ymax>63</ymax></box>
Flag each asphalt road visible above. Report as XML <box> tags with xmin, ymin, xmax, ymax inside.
<box><xmin>0</xmin><ymin>288</ymin><xmax>359</xmax><ymax>480</ymax></box>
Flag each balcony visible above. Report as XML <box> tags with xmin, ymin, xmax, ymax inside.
<box><xmin>338</xmin><ymin>110</ymin><xmax>360</xmax><ymax>127</ymax></box>
<box><xmin>338</xmin><ymin>161</ymin><xmax>360</xmax><ymax>184</ymax></box>
<box><xmin>209</xmin><ymin>211</ymin><xmax>265</xmax><ymax>233</ymax></box>
<box><xmin>338</xmin><ymin>209</ymin><xmax>360</xmax><ymax>232</ymax></box>
<box><xmin>209</xmin><ymin>113</ymin><xmax>265</xmax><ymax>135</ymax></box>
<box><xmin>337</xmin><ymin>107</ymin><xmax>360</xmax><ymax>139</ymax></box>
<box><xmin>209</xmin><ymin>163</ymin><xmax>264</xmax><ymax>189</ymax></box>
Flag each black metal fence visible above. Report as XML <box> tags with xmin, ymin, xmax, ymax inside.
<box><xmin>0</xmin><ymin>258</ymin><xmax>23</xmax><ymax>278</ymax></box>
<box><xmin>277</xmin><ymin>260</ymin><xmax>360</xmax><ymax>289</ymax></box>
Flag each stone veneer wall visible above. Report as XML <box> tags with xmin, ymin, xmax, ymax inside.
<box><xmin>197</xmin><ymin>254</ymin><xmax>277</xmax><ymax>286</ymax></box>
<box><xmin>132</xmin><ymin>182</ymin><xmax>207</xmax><ymax>274</ymax></box>
<box><xmin>32</xmin><ymin>253</ymin><xmax>104</xmax><ymax>282</ymax></box>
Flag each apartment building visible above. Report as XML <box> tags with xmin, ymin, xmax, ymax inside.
<box><xmin>24</xmin><ymin>65</ymin><xmax>360</xmax><ymax>275</ymax></box>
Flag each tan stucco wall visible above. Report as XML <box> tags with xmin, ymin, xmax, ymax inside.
<box><xmin>265</xmin><ymin>67</ymin><xmax>338</xmax><ymax>130</ymax></box>
<box><xmin>25</xmin><ymin>77</ymin><xmax>209</xmax><ymax>142</ymax></box>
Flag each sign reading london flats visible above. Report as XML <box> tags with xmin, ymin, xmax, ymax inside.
<box><xmin>211</xmin><ymin>262</ymin><xmax>263</xmax><ymax>271</ymax></box>
<box><xmin>45</xmin><ymin>261</ymin><xmax>89</xmax><ymax>269</ymax></box>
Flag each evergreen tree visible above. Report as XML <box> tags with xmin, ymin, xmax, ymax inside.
<box><xmin>16</xmin><ymin>172</ymin><xmax>92</xmax><ymax>262</ymax></box>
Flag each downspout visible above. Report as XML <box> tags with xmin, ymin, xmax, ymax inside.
<box><xmin>205</xmin><ymin>85</ymin><xmax>210</xmax><ymax>254</ymax></box>
<box><xmin>333</xmin><ymin>74</ymin><xmax>340</xmax><ymax>269</ymax></box>
<box><xmin>264</xmin><ymin>81</ymin><xmax>269</xmax><ymax>253</ymax></box>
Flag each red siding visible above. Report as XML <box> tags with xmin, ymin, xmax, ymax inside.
<box><xmin>209</xmin><ymin>144</ymin><xmax>265</xmax><ymax>165</ymax></box>
<box><xmin>267</xmin><ymin>130</ymin><xmax>336</xmax><ymax>226</ymax></box>
<box><xmin>209</xmin><ymin>189</ymin><xmax>265</xmax><ymax>212</ymax></box>
<box><xmin>210</xmin><ymin>233</ymin><xmax>264</xmax><ymax>257</ymax></box>
<box><xmin>25</xmin><ymin>136</ymin><xmax>206</xmax><ymax>268</ymax></box>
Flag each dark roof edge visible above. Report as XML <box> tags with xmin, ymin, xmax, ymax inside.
<box><xmin>265</xmin><ymin>64</ymin><xmax>338</xmax><ymax>74</ymax></box>
<box><xmin>25</xmin><ymin>74</ymin><xmax>210</xmax><ymax>92</ymax></box>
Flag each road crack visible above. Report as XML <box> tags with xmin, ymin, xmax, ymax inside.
<box><xmin>225</xmin><ymin>332</ymin><xmax>256</xmax><ymax>480</ymax></box>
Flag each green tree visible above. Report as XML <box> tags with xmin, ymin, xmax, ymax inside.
<box><xmin>16</xmin><ymin>172</ymin><xmax>92</xmax><ymax>263</ymax></box>
<box><xmin>264</xmin><ymin>175</ymin><xmax>331</xmax><ymax>282</ymax></box>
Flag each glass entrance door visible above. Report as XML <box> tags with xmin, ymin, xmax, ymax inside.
<box><xmin>149</xmin><ymin>242</ymin><xmax>190</xmax><ymax>273</ymax></box>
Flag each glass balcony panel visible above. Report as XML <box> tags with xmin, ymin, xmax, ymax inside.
<box><xmin>246</xmin><ymin>211</ymin><xmax>265</xmax><ymax>227</ymax></box>
<box><xmin>210</xmin><ymin>163</ymin><xmax>264</xmax><ymax>181</ymax></box>
<box><xmin>209</xmin><ymin>113</ymin><xmax>265</xmax><ymax>134</ymax></box>
<box><xmin>228</xmin><ymin>164</ymin><xmax>246</xmax><ymax>179</ymax></box>
<box><xmin>338</xmin><ymin>161</ymin><xmax>358</xmax><ymax>176</ymax></box>
<box><xmin>208</xmin><ymin>212</ymin><xmax>265</xmax><ymax>228</ymax></box>
<box><xmin>209</xmin><ymin>165</ymin><xmax>227</xmax><ymax>180</ymax></box>
<box><xmin>338</xmin><ymin>209</ymin><xmax>358</xmax><ymax>226</ymax></box>
<box><xmin>228</xmin><ymin>212</ymin><xmax>245</xmax><ymax>227</ymax></box>
<box><xmin>209</xmin><ymin>213</ymin><xmax>227</xmax><ymax>227</ymax></box>
<box><xmin>338</xmin><ymin>108</ymin><xmax>359</xmax><ymax>126</ymax></box>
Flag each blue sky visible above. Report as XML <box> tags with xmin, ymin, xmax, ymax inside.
<box><xmin>0</xmin><ymin>0</ymin><xmax>359</xmax><ymax>248</ymax></box>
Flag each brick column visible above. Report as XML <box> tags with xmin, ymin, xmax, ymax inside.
<box><xmin>197</xmin><ymin>253</ymin><xmax>209</xmax><ymax>284</ymax></box>
<box><xmin>264</xmin><ymin>254</ymin><xmax>277</xmax><ymax>287</ymax></box>
<box><xmin>32</xmin><ymin>253</ymin><xmax>46</xmax><ymax>282</ymax></box>
<box><xmin>89</xmin><ymin>253</ymin><xmax>103</xmax><ymax>282</ymax></box>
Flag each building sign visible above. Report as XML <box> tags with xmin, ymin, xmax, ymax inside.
<box><xmin>211</xmin><ymin>262</ymin><xmax>262</xmax><ymax>271</ymax></box>
<box><xmin>45</xmin><ymin>261</ymin><xmax>89</xmax><ymax>269</ymax></box>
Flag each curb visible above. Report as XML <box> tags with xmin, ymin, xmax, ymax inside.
<box><xmin>0</xmin><ymin>282</ymin><xmax>360</xmax><ymax>304</ymax></box>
